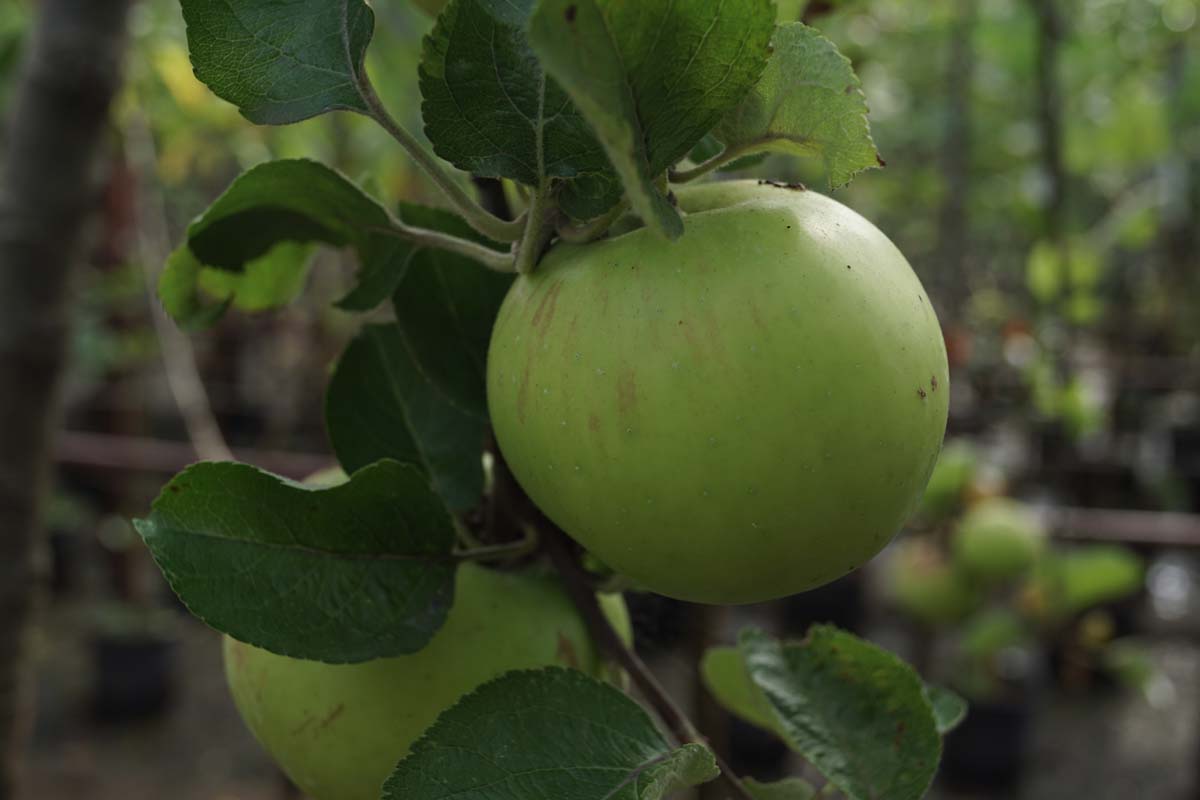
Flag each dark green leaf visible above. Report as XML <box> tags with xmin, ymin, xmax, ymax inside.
<box><xmin>528</xmin><ymin>0</ymin><xmax>775</xmax><ymax>237</ymax></box>
<box><xmin>159</xmin><ymin>159</ymin><xmax>421</xmax><ymax>326</ymax></box>
<box><xmin>739</xmin><ymin>627</ymin><xmax>941</xmax><ymax>800</ymax></box>
<box><xmin>925</xmin><ymin>685</ymin><xmax>968</xmax><ymax>735</ymax></box>
<box><xmin>714</xmin><ymin>23</ymin><xmax>880</xmax><ymax>188</ymax></box>
<box><xmin>419</xmin><ymin>0</ymin><xmax>612</xmax><ymax>206</ymax></box>
<box><xmin>383</xmin><ymin>668</ymin><xmax>719</xmax><ymax>800</ymax></box>
<box><xmin>337</xmin><ymin>203</ymin><xmax>507</xmax><ymax>314</ymax></box>
<box><xmin>181</xmin><ymin>0</ymin><xmax>374</xmax><ymax>124</ymax></box>
<box><xmin>186</xmin><ymin>159</ymin><xmax>387</xmax><ymax>268</ymax></box>
<box><xmin>334</xmin><ymin>235</ymin><xmax>418</xmax><ymax>312</ymax></box>
<box><xmin>392</xmin><ymin>205</ymin><xmax>513</xmax><ymax>418</ymax></box>
<box><xmin>325</xmin><ymin>324</ymin><xmax>486</xmax><ymax>511</ymax></box>
<box><xmin>134</xmin><ymin>460</ymin><xmax>456</xmax><ymax>664</ymax></box>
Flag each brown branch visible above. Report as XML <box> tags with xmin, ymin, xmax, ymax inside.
<box><xmin>543</xmin><ymin>528</ymin><xmax>755</xmax><ymax>800</ymax></box>
<box><xmin>53</xmin><ymin>431</ymin><xmax>331</xmax><ymax>480</ymax></box>
<box><xmin>0</xmin><ymin>1</ymin><xmax>132</xmax><ymax>794</ymax></box>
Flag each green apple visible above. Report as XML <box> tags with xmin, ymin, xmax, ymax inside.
<box><xmin>885</xmin><ymin>539</ymin><xmax>978</xmax><ymax>626</ymax></box>
<box><xmin>487</xmin><ymin>180</ymin><xmax>949</xmax><ymax>603</ymax></box>
<box><xmin>952</xmin><ymin>498</ymin><xmax>1046</xmax><ymax>581</ymax></box>
<box><xmin>917</xmin><ymin>438</ymin><xmax>978</xmax><ymax>522</ymax></box>
<box><xmin>223</xmin><ymin>562</ymin><xmax>631</xmax><ymax>800</ymax></box>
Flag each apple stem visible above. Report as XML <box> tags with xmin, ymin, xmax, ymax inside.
<box><xmin>544</xmin><ymin>527</ymin><xmax>757</xmax><ymax>800</ymax></box>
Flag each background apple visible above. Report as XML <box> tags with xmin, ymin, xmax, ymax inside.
<box><xmin>953</xmin><ymin>498</ymin><xmax>1046</xmax><ymax>582</ymax></box>
<box><xmin>223</xmin><ymin>562</ymin><xmax>631</xmax><ymax>800</ymax></box>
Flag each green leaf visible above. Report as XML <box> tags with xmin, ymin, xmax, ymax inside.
<box><xmin>195</xmin><ymin>241</ymin><xmax>314</xmax><ymax>311</ymax></box>
<box><xmin>1037</xmin><ymin>546</ymin><xmax>1144</xmax><ymax>618</ymax></box>
<box><xmin>337</xmin><ymin>203</ymin><xmax>507</xmax><ymax>314</ymax></box>
<box><xmin>383</xmin><ymin>668</ymin><xmax>720</xmax><ymax>800</ymax></box>
<box><xmin>391</xmin><ymin>205</ymin><xmax>514</xmax><ymax>419</ymax></box>
<box><xmin>186</xmin><ymin>159</ymin><xmax>387</xmax><ymax>268</ymax></box>
<box><xmin>1026</xmin><ymin>240</ymin><xmax>1062</xmax><ymax>304</ymax></box>
<box><xmin>701</xmin><ymin>646</ymin><xmax>779</xmax><ymax>732</ymax></box>
<box><xmin>745</xmin><ymin>777</ymin><xmax>817</xmax><ymax>800</ymax></box>
<box><xmin>775</xmin><ymin>0</ymin><xmax>807</xmax><ymax>21</ymax></box>
<box><xmin>706</xmin><ymin>639</ymin><xmax>963</xmax><ymax>745</ymax></box>
<box><xmin>181</xmin><ymin>0</ymin><xmax>374</xmax><ymax>124</ymax></box>
<box><xmin>158</xmin><ymin>246</ymin><xmax>232</xmax><ymax>331</ymax></box>
<box><xmin>738</xmin><ymin>627</ymin><xmax>941</xmax><ymax>800</ymax></box>
<box><xmin>418</xmin><ymin>0</ymin><xmax>613</xmax><ymax>207</ymax></box>
<box><xmin>160</xmin><ymin>159</ymin><xmax>423</xmax><ymax>327</ymax></box>
<box><xmin>529</xmin><ymin>0</ymin><xmax>775</xmax><ymax>237</ymax></box>
<box><xmin>714</xmin><ymin>23</ymin><xmax>880</xmax><ymax>188</ymax></box>
<box><xmin>134</xmin><ymin>460</ymin><xmax>456</xmax><ymax>664</ymax></box>
<box><xmin>325</xmin><ymin>324</ymin><xmax>486</xmax><ymax>512</ymax></box>
<box><xmin>924</xmin><ymin>685</ymin><xmax>968</xmax><ymax>735</ymax></box>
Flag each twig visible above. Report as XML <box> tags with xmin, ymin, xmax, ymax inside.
<box><xmin>454</xmin><ymin>525</ymin><xmax>539</xmax><ymax>562</ymax></box>
<box><xmin>513</xmin><ymin>183</ymin><xmax>555</xmax><ymax>274</ymax></box>
<box><xmin>125</xmin><ymin>113</ymin><xmax>233</xmax><ymax>462</ymax></box>
<box><xmin>365</xmin><ymin>220</ymin><xmax>516</xmax><ymax>273</ymax></box>
<box><xmin>357</xmin><ymin>82</ymin><xmax>525</xmax><ymax>244</ymax></box>
<box><xmin>556</xmin><ymin>200</ymin><xmax>629</xmax><ymax>244</ymax></box>
<box><xmin>669</xmin><ymin>145</ymin><xmax>751</xmax><ymax>184</ymax></box>
<box><xmin>543</xmin><ymin>527</ymin><xmax>756</xmax><ymax>800</ymax></box>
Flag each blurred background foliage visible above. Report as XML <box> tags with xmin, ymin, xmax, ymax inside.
<box><xmin>3</xmin><ymin>0</ymin><xmax>1200</xmax><ymax>798</ymax></box>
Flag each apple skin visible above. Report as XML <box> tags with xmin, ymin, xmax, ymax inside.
<box><xmin>952</xmin><ymin>498</ymin><xmax>1045</xmax><ymax>582</ymax></box>
<box><xmin>487</xmin><ymin>180</ymin><xmax>949</xmax><ymax>604</ymax></box>
<box><xmin>223</xmin><ymin>562</ymin><xmax>631</xmax><ymax>800</ymax></box>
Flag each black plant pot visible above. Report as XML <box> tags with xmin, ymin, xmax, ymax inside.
<box><xmin>939</xmin><ymin>699</ymin><xmax>1032</xmax><ymax>794</ymax></box>
<box><xmin>90</xmin><ymin>634</ymin><xmax>177</xmax><ymax>722</ymax></box>
<box><xmin>727</xmin><ymin>715</ymin><xmax>790</xmax><ymax>781</ymax></box>
<box><xmin>48</xmin><ymin>530</ymin><xmax>81</xmax><ymax>597</ymax></box>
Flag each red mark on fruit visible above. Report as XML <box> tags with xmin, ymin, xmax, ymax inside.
<box><xmin>556</xmin><ymin>632</ymin><xmax>580</xmax><ymax>668</ymax></box>
<box><xmin>618</xmin><ymin>369</ymin><xmax>637</xmax><ymax>415</ymax></box>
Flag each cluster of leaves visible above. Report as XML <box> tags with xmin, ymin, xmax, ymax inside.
<box><xmin>132</xmin><ymin>0</ymin><xmax>963</xmax><ymax>798</ymax></box>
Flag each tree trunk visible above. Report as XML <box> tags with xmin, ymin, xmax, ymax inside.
<box><xmin>0</xmin><ymin>2</ymin><xmax>131</xmax><ymax>796</ymax></box>
<box><xmin>933</xmin><ymin>0</ymin><xmax>978</xmax><ymax>312</ymax></box>
<box><xmin>1029</xmin><ymin>0</ymin><xmax>1067</xmax><ymax>243</ymax></box>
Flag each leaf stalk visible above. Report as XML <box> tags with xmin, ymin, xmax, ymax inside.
<box><xmin>358</xmin><ymin>81</ymin><xmax>526</xmax><ymax>243</ymax></box>
<box><xmin>544</xmin><ymin>527</ymin><xmax>757</xmax><ymax>800</ymax></box>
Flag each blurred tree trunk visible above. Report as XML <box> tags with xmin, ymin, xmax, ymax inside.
<box><xmin>933</xmin><ymin>0</ymin><xmax>978</xmax><ymax>312</ymax></box>
<box><xmin>1029</xmin><ymin>0</ymin><xmax>1067</xmax><ymax>243</ymax></box>
<box><xmin>1162</xmin><ymin>36</ymin><xmax>1199</xmax><ymax>329</ymax></box>
<box><xmin>0</xmin><ymin>2</ymin><xmax>131</xmax><ymax>797</ymax></box>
